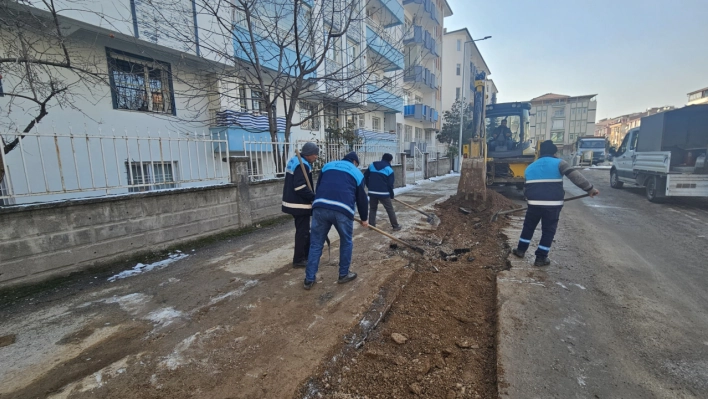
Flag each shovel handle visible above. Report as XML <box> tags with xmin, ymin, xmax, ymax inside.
<box><xmin>354</xmin><ymin>218</ymin><xmax>425</xmax><ymax>254</ymax></box>
<box><xmin>393</xmin><ymin>198</ymin><xmax>431</xmax><ymax>217</ymax></box>
<box><xmin>498</xmin><ymin>193</ymin><xmax>591</xmax><ymax>217</ymax></box>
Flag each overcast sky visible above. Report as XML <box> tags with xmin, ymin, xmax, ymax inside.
<box><xmin>443</xmin><ymin>0</ymin><xmax>708</xmax><ymax>119</ymax></box>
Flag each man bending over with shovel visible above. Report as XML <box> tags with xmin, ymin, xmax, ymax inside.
<box><xmin>304</xmin><ymin>152</ymin><xmax>369</xmax><ymax>290</ymax></box>
<box><xmin>512</xmin><ymin>140</ymin><xmax>599</xmax><ymax>266</ymax></box>
<box><xmin>364</xmin><ymin>153</ymin><xmax>401</xmax><ymax>231</ymax></box>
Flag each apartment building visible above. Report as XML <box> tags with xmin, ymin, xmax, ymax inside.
<box><xmin>601</xmin><ymin>106</ymin><xmax>675</xmax><ymax>148</ymax></box>
<box><xmin>440</xmin><ymin>28</ymin><xmax>494</xmax><ymax>114</ymax></box>
<box><xmin>688</xmin><ymin>87</ymin><xmax>708</xmax><ymax>105</ymax></box>
<box><xmin>397</xmin><ymin>0</ymin><xmax>453</xmax><ymax>155</ymax></box>
<box><xmin>529</xmin><ymin>93</ymin><xmax>597</xmax><ymax>154</ymax></box>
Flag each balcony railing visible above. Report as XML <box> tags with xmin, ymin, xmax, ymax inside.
<box><xmin>404</xmin><ymin>104</ymin><xmax>438</xmax><ymax>123</ymax></box>
<box><xmin>367</xmin><ymin>83</ymin><xmax>403</xmax><ymax>113</ymax></box>
<box><xmin>402</xmin><ymin>25</ymin><xmax>438</xmax><ymax>57</ymax></box>
<box><xmin>402</xmin><ymin>0</ymin><xmax>439</xmax><ymax>25</ymax></box>
<box><xmin>366</xmin><ymin>24</ymin><xmax>404</xmax><ymax>72</ymax></box>
<box><xmin>403</xmin><ymin>66</ymin><xmax>437</xmax><ymax>91</ymax></box>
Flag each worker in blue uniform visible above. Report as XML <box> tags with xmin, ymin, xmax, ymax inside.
<box><xmin>364</xmin><ymin>153</ymin><xmax>401</xmax><ymax>231</ymax></box>
<box><xmin>512</xmin><ymin>140</ymin><xmax>599</xmax><ymax>266</ymax></box>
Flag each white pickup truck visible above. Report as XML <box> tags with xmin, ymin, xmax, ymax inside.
<box><xmin>609</xmin><ymin>105</ymin><xmax>708</xmax><ymax>202</ymax></box>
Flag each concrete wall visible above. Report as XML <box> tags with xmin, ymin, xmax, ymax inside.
<box><xmin>0</xmin><ymin>156</ymin><xmax>429</xmax><ymax>289</ymax></box>
<box><xmin>0</xmin><ymin>157</ymin><xmax>250</xmax><ymax>289</ymax></box>
<box><xmin>437</xmin><ymin>157</ymin><xmax>452</xmax><ymax>176</ymax></box>
<box><xmin>391</xmin><ymin>164</ymin><xmax>405</xmax><ymax>188</ymax></box>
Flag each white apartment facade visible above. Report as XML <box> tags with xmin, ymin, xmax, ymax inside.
<box><xmin>440</xmin><ymin>28</ymin><xmax>494</xmax><ymax>114</ymax></box>
<box><xmin>395</xmin><ymin>0</ymin><xmax>453</xmax><ymax>157</ymax></box>
<box><xmin>529</xmin><ymin>93</ymin><xmax>597</xmax><ymax>154</ymax></box>
<box><xmin>0</xmin><ymin>0</ymin><xmax>421</xmax><ymax>204</ymax></box>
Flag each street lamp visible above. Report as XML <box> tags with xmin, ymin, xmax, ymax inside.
<box><xmin>457</xmin><ymin>37</ymin><xmax>490</xmax><ymax>171</ymax></box>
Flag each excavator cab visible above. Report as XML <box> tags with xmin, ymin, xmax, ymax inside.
<box><xmin>482</xmin><ymin>102</ymin><xmax>535</xmax><ymax>187</ymax></box>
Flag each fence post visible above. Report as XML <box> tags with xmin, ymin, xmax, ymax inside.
<box><xmin>229</xmin><ymin>156</ymin><xmax>253</xmax><ymax>228</ymax></box>
<box><xmin>399</xmin><ymin>152</ymin><xmax>407</xmax><ymax>187</ymax></box>
<box><xmin>423</xmin><ymin>152</ymin><xmax>430</xmax><ymax>179</ymax></box>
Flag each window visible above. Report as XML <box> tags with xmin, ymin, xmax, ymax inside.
<box><xmin>397</xmin><ymin>123</ymin><xmax>403</xmax><ymax>137</ymax></box>
<box><xmin>359</xmin><ymin>114</ymin><xmax>366</xmax><ymax>128</ymax></box>
<box><xmin>456</xmin><ymin>88</ymin><xmax>461</xmax><ymax>99</ymax></box>
<box><xmin>126</xmin><ymin>161</ymin><xmax>177</xmax><ymax>192</ymax></box>
<box><xmin>347</xmin><ymin>41</ymin><xmax>359</xmax><ymax>69</ymax></box>
<box><xmin>327</xmin><ymin>36</ymin><xmax>341</xmax><ymax>63</ymax></box>
<box><xmin>299</xmin><ymin>101</ymin><xmax>320</xmax><ymax>130</ymax></box>
<box><xmin>372</xmin><ymin>116</ymin><xmax>381</xmax><ymax>131</ymax></box>
<box><xmin>403</xmin><ymin>90</ymin><xmax>412</xmax><ymax>106</ymax></box>
<box><xmin>415</xmin><ymin>95</ymin><xmax>423</xmax><ymax>104</ymax></box>
<box><xmin>415</xmin><ymin>127</ymin><xmax>423</xmax><ymax>142</ymax></box>
<box><xmin>551</xmin><ymin>131</ymin><xmax>564</xmax><ymax>144</ymax></box>
<box><xmin>457</xmin><ymin>39</ymin><xmax>461</xmax><ymax>51</ymax></box>
<box><xmin>552</xmin><ymin>119</ymin><xmax>564</xmax><ymax>130</ymax></box>
<box><xmin>251</xmin><ymin>90</ymin><xmax>265</xmax><ymax>112</ymax></box>
<box><xmin>107</xmin><ymin>50</ymin><xmax>174</xmax><ymax>115</ymax></box>
<box><xmin>405</xmin><ymin>125</ymin><xmax>413</xmax><ymax>142</ymax></box>
<box><xmin>424</xmin><ymin>130</ymin><xmax>431</xmax><ymax>143</ymax></box>
<box><xmin>238</xmin><ymin>86</ymin><xmax>248</xmax><ymax>110</ymax></box>
<box><xmin>456</xmin><ymin>63</ymin><xmax>461</xmax><ymax>76</ymax></box>
<box><xmin>553</xmin><ymin>108</ymin><xmax>565</xmax><ymax>118</ymax></box>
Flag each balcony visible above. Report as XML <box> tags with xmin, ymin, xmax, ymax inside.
<box><xmin>366</xmin><ymin>25</ymin><xmax>404</xmax><ymax>72</ymax></box>
<box><xmin>402</xmin><ymin>25</ymin><xmax>439</xmax><ymax>58</ymax></box>
<box><xmin>403</xmin><ymin>66</ymin><xmax>437</xmax><ymax>92</ymax></box>
<box><xmin>233</xmin><ymin>13</ymin><xmax>315</xmax><ymax>79</ymax></box>
<box><xmin>369</xmin><ymin>0</ymin><xmax>405</xmax><ymax>27</ymax></box>
<box><xmin>402</xmin><ymin>0</ymin><xmax>439</xmax><ymax>25</ymax></box>
<box><xmin>367</xmin><ymin>83</ymin><xmax>403</xmax><ymax>113</ymax></box>
<box><xmin>404</xmin><ymin>104</ymin><xmax>438</xmax><ymax>123</ymax></box>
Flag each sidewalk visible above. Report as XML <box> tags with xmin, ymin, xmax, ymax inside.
<box><xmin>0</xmin><ymin>176</ymin><xmax>460</xmax><ymax>399</ymax></box>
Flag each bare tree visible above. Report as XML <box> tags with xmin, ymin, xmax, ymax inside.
<box><xmin>0</xmin><ymin>0</ymin><xmax>111</xmax><ymax>184</ymax></box>
<box><xmin>173</xmin><ymin>0</ymin><xmax>410</xmax><ymax>170</ymax></box>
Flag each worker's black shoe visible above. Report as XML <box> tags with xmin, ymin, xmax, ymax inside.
<box><xmin>533</xmin><ymin>257</ymin><xmax>551</xmax><ymax>267</ymax></box>
<box><xmin>392</xmin><ymin>225</ymin><xmax>402</xmax><ymax>232</ymax></box>
<box><xmin>292</xmin><ymin>260</ymin><xmax>307</xmax><ymax>268</ymax></box>
<box><xmin>337</xmin><ymin>272</ymin><xmax>357</xmax><ymax>284</ymax></box>
<box><xmin>303</xmin><ymin>279</ymin><xmax>315</xmax><ymax>290</ymax></box>
<box><xmin>511</xmin><ymin>248</ymin><xmax>525</xmax><ymax>258</ymax></box>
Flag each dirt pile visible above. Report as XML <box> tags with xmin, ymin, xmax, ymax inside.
<box><xmin>296</xmin><ymin>190</ymin><xmax>513</xmax><ymax>398</ymax></box>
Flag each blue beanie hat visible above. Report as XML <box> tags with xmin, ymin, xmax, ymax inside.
<box><xmin>343</xmin><ymin>151</ymin><xmax>360</xmax><ymax>165</ymax></box>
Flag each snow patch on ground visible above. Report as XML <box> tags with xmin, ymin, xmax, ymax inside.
<box><xmin>394</xmin><ymin>172</ymin><xmax>458</xmax><ymax>196</ymax></box>
<box><xmin>209</xmin><ymin>280</ymin><xmax>259</xmax><ymax>305</ymax></box>
<box><xmin>573</xmin><ymin>283</ymin><xmax>587</xmax><ymax>290</ymax></box>
<box><xmin>48</xmin><ymin>354</ymin><xmax>138</xmax><ymax>398</ymax></box>
<box><xmin>108</xmin><ymin>252</ymin><xmax>189</xmax><ymax>282</ymax></box>
<box><xmin>556</xmin><ymin>282</ymin><xmax>569</xmax><ymax>290</ymax></box>
<box><xmin>103</xmin><ymin>293</ymin><xmax>150</xmax><ymax>315</ymax></box>
<box><xmin>145</xmin><ymin>307</ymin><xmax>184</xmax><ymax>327</ymax></box>
<box><xmin>161</xmin><ymin>333</ymin><xmax>199</xmax><ymax>370</ymax></box>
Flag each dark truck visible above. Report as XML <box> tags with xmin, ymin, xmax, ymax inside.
<box><xmin>609</xmin><ymin>105</ymin><xmax>708</xmax><ymax>202</ymax></box>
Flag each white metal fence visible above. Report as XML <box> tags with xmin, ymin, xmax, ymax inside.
<box><xmin>0</xmin><ymin>129</ymin><xmax>230</xmax><ymax>205</ymax></box>
<box><xmin>242</xmin><ymin>138</ymin><xmax>399</xmax><ymax>181</ymax></box>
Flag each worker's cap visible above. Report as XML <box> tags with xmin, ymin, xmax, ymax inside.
<box><xmin>540</xmin><ymin>140</ymin><xmax>558</xmax><ymax>156</ymax></box>
<box><xmin>300</xmin><ymin>142</ymin><xmax>319</xmax><ymax>156</ymax></box>
<box><xmin>382</xmin><ymin>153</ymin><xmax>394</xmax><ymax>162</ymax></box>
<box><xmin>343</xmin><ymin>151</ymin><xmax>360</xmax><ymax>165</ymax></box>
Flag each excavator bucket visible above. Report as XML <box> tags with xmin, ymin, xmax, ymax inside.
<box><xmin>457</xmin><ymin>157</ymin><xmax>487</xmax><ymax>202</ymax></box>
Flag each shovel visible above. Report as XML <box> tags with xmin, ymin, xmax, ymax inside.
<box><xmin>355</xmin><ymin>218</ymin><xmax>426</xmax><ymax>254</ymax></box>
<box><xmin>393</xmin><ymin>198</ymin><xmax>438</xmax><ymax>225</ymax></box>
<box><xmin>490</xmin><ymin>193</ymin><xmax>590</xmax><ymax>222</ymax></box>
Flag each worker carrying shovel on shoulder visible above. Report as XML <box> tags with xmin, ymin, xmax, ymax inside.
<box><xmin>511</xmin><ymin>140</ymin><xmax>599</xmax><ymax>266</ymax></box>
<box><xmin>282</xmin><ymin>142</ymin><xmax>319</xmax><ymax>268</ymax></box>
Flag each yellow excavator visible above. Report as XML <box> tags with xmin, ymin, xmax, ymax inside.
<box><xmin>463</xmin><ymin>102</ymin><xmax>538</xmax><ymax>189</ymax></box>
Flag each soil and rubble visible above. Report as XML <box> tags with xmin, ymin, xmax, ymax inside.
<box><xmin>297</xmin><ymin>190</ymin><xmax>517</xmax><ymax>399</ymax></box>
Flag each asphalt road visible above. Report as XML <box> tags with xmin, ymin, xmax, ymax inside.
<box><xmin>498</xmin><ymin>168</ymin><xmax>708</xmax><ymax>398</ymax></box>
